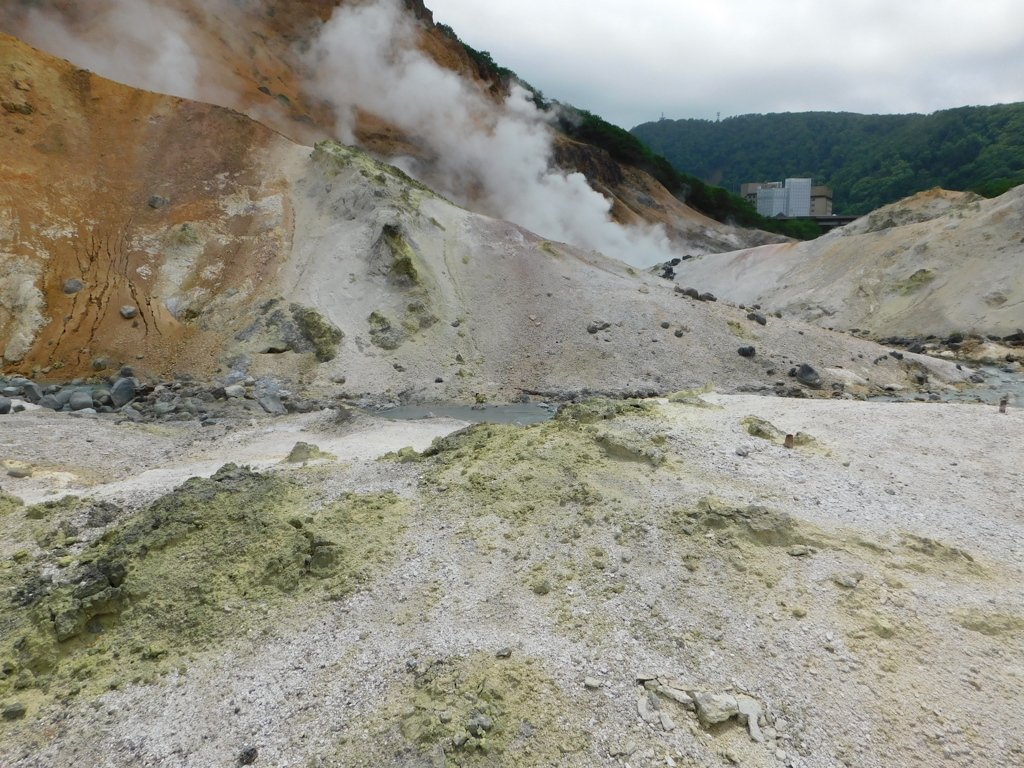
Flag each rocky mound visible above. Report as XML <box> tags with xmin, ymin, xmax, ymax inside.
<box><xmin>670</xmin><ymin>187</ymin><xmax>1024</xmax><ymax>339</ymax></box>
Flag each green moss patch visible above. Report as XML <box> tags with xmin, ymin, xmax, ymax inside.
<box><xmin>892</xmin><ymin>268</ymin><xmax>937</xmax><ymax>295</ymax></box>
<box><xmin>0</xmin><ymin>491</ymin><xmax>25</xmax><ymax>518</ymax></box>
<box><xmin>368</xmin><ymin>310</ymin><xmax>409</xmax><ymax>350</ymax></box>
<box><xmin>0</xmin><ymin>465</ymin><xmax>406</xmax><ymax>707</ymax></box>
<box><xmin>289</xmin><ymin>303</ymin><xmax>344</xmax><ymax>362</ymax></box>
<box><xmin>389</xmin><ymin>653</ymin><xmax>587</xmax><ymax>765</ymax></box>
<box><xmin>954</xmin><ymin>609</ymin><xmax>1024</xmax><ymax>636</ymax></box>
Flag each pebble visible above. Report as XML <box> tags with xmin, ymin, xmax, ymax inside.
<box><xmin>0</xmin><ymin>397</ymin><xmax>11</xmax><ymax>415</ymax></box>
<box><xmin>584</xmin><ymin>677</ymin><xmax>602</xmax><ymax>689</ymax></box>
<box><xmin>120</xmin><ymin>306</ymin><xmax>138</xmax><ymax>319</ymax></box>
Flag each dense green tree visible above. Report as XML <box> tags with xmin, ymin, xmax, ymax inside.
<box><xmin>632</xmin><ymin>105</ymin><xmax>1024</xmax><ymax>214</ymax></box>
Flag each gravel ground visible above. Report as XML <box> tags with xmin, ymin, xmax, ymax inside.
<box><xmin>1</xmin><ymin>395</ymin><xmax>1022</xmax><ymax>768</ymax></box>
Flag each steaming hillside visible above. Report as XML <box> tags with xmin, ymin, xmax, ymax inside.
<box><xmin>670</xmin><ymin>188</ymin><xmax>1024</xmax><ymax>339</ymax></box>
<box><xmin>2</xmin><ymin>30</ymin><xmax>948</xmax><ymax>400</ymax></box>
<box><xmin>2</xmin><ymin>7</ymin><xmax>1024</xmax><ymax>768</ymax></box>
<box><xmin>0</xmin><ymin>0</ymin><xmax>785</xmax><ymax>265</ymax></box>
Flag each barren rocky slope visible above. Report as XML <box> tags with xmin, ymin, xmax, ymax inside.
<box><xmin>671</xmin><ymin>188</ymin><xmax>1024</xmax><ymax>339</ymax></box>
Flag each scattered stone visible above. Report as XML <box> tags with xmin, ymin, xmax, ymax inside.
<box><xmin>736</xmin><ymin>696</ymin><xmax>765</xmax><ymax>742</ymax></box>
<box><xmin>110</xmin><ymin>378</ymin><xmax>136</xmax><ymax>408</ymax></box>
<box><xmin>495</xmin><ymin>647</ymin><xmax>512</xmax><ymax>659</ymax></box>
<box><xmin>795</xmin><ymin>363</ymin><xmax>823</xmax><ymax>388</ymax></box>
<box><xmin>38</xmin><ymin>395</ymin><xmax>60</xmax><ymax>411</ymax></box>
<box><xmin>238</xmin><ymin>746</ymin><xmax>258</xmax><ymax>765</ymax></box>
<box><xmin>831</xmin><ymin>572</ymin><xmax>864</xmax><ymax>589</ymax></box>
<box><xmin>738</xmin><ymin>346</ymin><xmax>756</xmax><ymax>358</ymax></box>
<box><xmin>284</xmin><ymin>442</ymin><xmax>336</xmax><ymax>463</ymax></box>
<box><xmin>693</xmin><ymin>692</ymin><xmax>739</xmax><ymax>725</ymax></box>
<box><xmin>92</xmin><ymin>357</ymin><xmax>109</xmax><ymax>372</ymax></box>
<box><xmin>584</xmin><ymin>677</ymin><xmax>602</xmax><ymax>690</ymax></box>
<box><xmin>7</xmin><ymin>466</ymin><xmax>32</xmax><ymax>479</ymax></box>
<box><xmin>674</xmin><ymin>328</ymin><xmax>685</xmax><ymax>338</ymax></box>
<box><xmin>21</xmin><ymin>382</ymin><xmax>42</xmax><ymax>403</ymax></box>
<box><xmin>787</xmin><ymin>545</ymin><xmax>814</xmax><ymax>557</ymax></box>
<box><xmin>698</xmin><ymin>292</ymin><xmax>718</xmax><ymax>302</ymax></box>
<box><xmin>587</xmin><ymin>320</ymin><xmax>611</xmax><ymax>334</ymax></box>
<box><xmin>637</xmin><ymin>691</ymin><xmax>661</xmax><ymax>725</ymax></box>
<box><xmin>2</xmin><ymin>702</ymin><xmax>27</xmax><ymax>721</ymax></box>
<box><xmin>148</xmin><ymin>196</ymin><xmax>169</xmax><ymax>209</ymax></box>
<box><xmin>69</xmin><ymin>392</ymin><xmax>93</xmax><ymax>411</ymax></box>
<box><xmin>224</xmin><ymin>384</ymin><xmax>247</xmax><ymax>399</ymax></box>
<box><xmin>467</xmin><ymin>713</ymin><xmax>493</xmax><ymax>737</ymax></box>
<box><xmin>660</xmin><ymin>321</ymin><xmax>671</xmax><ymax>329</ymax></box>
<box><xmin>63</xmin><ymin>278</ymin><xmax>85</xmax><ymax>294</ymax></box>
<box><xmin>258</xmin><ymin>395</ymin><xmax>287</xmax><ymax>416</ymax></box>
<box><xmin>0</xmin><ymin>397</ymin><xmax>10</xmax><ymax>415</ymax></box>
<box><xmin>119</xmin><ymin>306</ymin><xmax>138</xmax><ymax>319</ymax></box>
<box><xmin>747</xmin><ymin>312</ymin><xmax>768</xmax><ymax>325</ymax></box>
<box><xmin>608</xmin><ymin>741</ymin><xmax>639</xmax><ymax>758</ymax></box>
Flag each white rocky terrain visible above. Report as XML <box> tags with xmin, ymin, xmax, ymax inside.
<box><xmin>672</xmin><ymin>188</ymin><xmax>1024</xmax><ymax>339</ymax></box>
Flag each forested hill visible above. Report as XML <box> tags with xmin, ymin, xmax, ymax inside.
<box><xmin>632</xmin><ymin>105</ymin><xmax>1024</xmax><ymax>215</ymax></box>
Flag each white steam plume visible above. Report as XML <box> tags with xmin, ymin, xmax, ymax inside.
<box><xmin>18</xmin><ymin>0</ymin><xmax>202</xmax><ymax>101</ymax></box>
<box><xmin>308</xmin><ymin>0</ymin><xmax>681</xmax><ymax>268</ymax></box>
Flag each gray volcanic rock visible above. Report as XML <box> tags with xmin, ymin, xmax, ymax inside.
<box><xmin>110</xmin><ymin>378</ymin><xmax>137</xmax><ymax>409</ymax></box>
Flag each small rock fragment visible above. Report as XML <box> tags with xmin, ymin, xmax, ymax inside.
<box><xmin>63</xmin><ymin>278</ymin><xmax>85</xmax><ymax>294</ymax></box>
<box><xmin>693</xmin><ymin>692</ymin><xmax>739</xmax><ymax>725</ymax></box>
<box><xmin>120</xmin><ymin>306</ymin><xmax>138</xmax><ymax>319</ymax></box>
<box><xmin>238</xmin><ymin>746</ymin><xmax>258</xmax><ymax>765</ymax></box>
<box><xmin>584</xmin><ymin>677</ymin><xmax>602</xmax><ymax>690</ymax></box>
<box><xmin>737</xmin><ymin>346</ymin><xmax>756</xmax><ymax>358</ymax></box>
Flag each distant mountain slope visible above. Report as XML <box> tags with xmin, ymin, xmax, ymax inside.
<box><xmin>671</xmin><ymin>187</ymin><xmax>1024</xmax><ymax>338</ymax></box>
<box><xmin>633</xmin><ymin>106</ymin><xmax>1024</xmax><ymax>215</ymax></box>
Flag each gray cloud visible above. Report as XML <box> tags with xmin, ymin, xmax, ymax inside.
<box><xmin>426</xmin><ymin>0</ymin><xmax>1024</xmax><ymax>126</ymax></box>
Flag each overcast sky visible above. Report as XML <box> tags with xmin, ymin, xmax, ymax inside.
<box><xmin>426</xmin><ymin>0</ymin><xmax>1024</xmax><ymax>128</ymax></box>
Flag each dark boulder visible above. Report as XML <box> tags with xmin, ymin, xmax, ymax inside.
<box><xmin>795</xmin><ymin>364</ymin><xmax>823</xmax><ymax>389</ymax></box>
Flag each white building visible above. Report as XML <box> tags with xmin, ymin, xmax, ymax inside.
<box><xmin>742</xmin><ymin>178</ymin><xmax>828</xmax><ymax>217</ymax></box>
